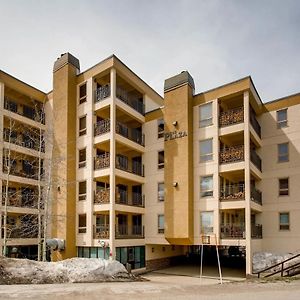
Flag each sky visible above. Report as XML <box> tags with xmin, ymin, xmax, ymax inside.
<box><xmin>0</xmin><ymin>0</ymin><xmax>299</xmax><ymax>102</ymax></box>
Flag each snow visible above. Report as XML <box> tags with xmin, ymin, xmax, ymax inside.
<box><xmin>0</xmin><ymin>257</ymin><xmax>135</xmax><ymax>284</ymax></box>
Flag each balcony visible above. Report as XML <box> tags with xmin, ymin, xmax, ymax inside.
<box><xmin>93</xmin><ymin>224</ymin><xmax>109</xmax><ymax>239</ymax></box>
<box><xmin>251</xmin><ymin>187</ymin><xmax>262</xmax><ymax>205</ymax></box>
<box><xmin>115</xmin><ymin>192</ymin><xmax>144</xmax><ymax>207</ymax></box>
<box><xmin>250</xmin><ymin>149</ymin><xmax>262</xmax><ymax>171</ymax></box>
<box><xmin>6</xmin><ymin>226</ymin><xmax>38</xmax><ymax>239</ymax></box>
<box><xmin>251</xmin><ymin>224</ymin><xmax>262</xmax><ymax>239</ymax></box>
<box><xmin>94</xmin><ymin>153</ymin><xmax>110</xmax><ymax>170</ymax></box>
<box><xmin>94</xmin><ymin>119</ymin><xmax>110</xmax><ymax>136</ymax></box>
<box><xmin>4</xmin><ymin>97</ymin><xmax>45</xmax><ymax>125</ymax></box>
<box><xmin>95</xmin><ymin>85</ymin><xmax>110</xmax><ymax>103</ymax></box>
<box><xmin>115</xmin><ymin>225</ymin><xmax>144</xmax><ymax>239</ymax></box>
<box><xmin>220</xmin><ymin>145</ymin><xmax>244</xmax><ymax>164</ymax></box>
<box><xmin>2</xmin><ymin>194</ymin><xmax>39</xmax><ymax>209</ymax></box>
<box><xmin>116</xmin><ymin>86</ymin><xmax>145</xmax><ymax>115</ymax></box>
<box><xmin>219</xmin><ymin>107</ymin><xmax>244</xmax><ymax>128</ymax></box>
<box><xmin>116</xmin><ymin>121</ymin><xmax>144</xmax><ymax>146</ymax></box>
<box><xmin>250</xmin><ymin>109</ymin><xmax>261</xmax><ymax>138</ymax></box>
<box><xmin>116</xmin><ymin>155</ymin><xmax>144</xmax><ymax>177</ymax></box>
<box><xmin>220</xmin><ymin>224</ymin><xmax>245</xmax><ymax>239</ymax></box>
<box><xmin>220</xmin><ymin>184</ymin><xmax>245</xmax><ymax>201</ymax></box>
<box><xmin>3</xmin><ymin>166</ymin><xmax>40</xmax><ymax>181</ymax></box>
<box><xmin>94</xmin><ymin>189</ymin><xmax>110</xmax><ymax>204</ymax></box>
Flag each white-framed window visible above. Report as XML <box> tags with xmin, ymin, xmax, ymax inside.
<box><xmin>158</xmin><ymin>182</ymin><xmax>164</xmax><ymax>201</ymax></box>
<box><xmin>277</xmin><ymin>109</ymin><xmax>287</xmax><ymax>128</ymax></box>
<box><xmin>78</xmin><ymin>214</ymin><xmax>87</xmax><ymax>233</ymax></box>
<box><xmin>199</xmin><ymin>102</ymin><xmax>213</xmax><ymax>127</ymax></box>
<box><xmin>79</xmin><ymin>83</ymin><xmax>87</xmax><ymax>104</ymax></box>
<box><xmin>200</xmin><ymin>139</ymin><xmax>213</xmax><ymax>162</ymax></box>
<box><xmin>158</xmin><ymin>150</ymin><xmax>164</xmax><ymax>169</ymax></box>
<box><xmin>200</xmin><ymin>211</ymin><xmax>214</xmax><ymax>234</ymax></box>
<box><xmin>279</xmin><ymin>212</ymin><xmax>290</xmax><ymax>231</ymax></box>
<box><xmin>200</xmin><ymin>176</ymin><xmax>213</xmax><ymax>197</ymax></box>
<box><xmin>278</xmin><ymin>143</ymin><xmax>289</xmax><ymax>162</ymax></box>
<box><xmin>158</xmin><ymin>214</ymin><xmax>164</xmax><ymax>234</ymax></box>
<box><xmin>78</xmin><ymin>181</ymin><xmax>87</xmax><ymax>201</ymax></box>
<box><xmin>79</xmin><ymin>115</ymin><xmax>87</xmax><ymax>136</ymax></box>
<box><xmin>79</xmin><ymin>148</ymin><xmax>86</xmax><ymax>168</ymax></box>
<box><xmin>158</xmin><ymin>119</ymin><xmax>164</xmax><ymax>139</ymax></box>
<box><xmin>279</xmin><ymin>178</ymin><xmax>289</xmax><ymax>196</ymax></box>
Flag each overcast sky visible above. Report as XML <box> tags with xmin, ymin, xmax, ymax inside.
<box><xmin>0</xmin><ymin>0</ymin><xmax>299</xmax><ymax>102</ymax></box>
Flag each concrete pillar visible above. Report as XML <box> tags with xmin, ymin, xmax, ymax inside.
<box><xmin>109</xmin><ymin>68</ymin><xmax>116</xmax><ymax>259</ymax></box>
<box><xmin>0</xmin><ymin>82</ymin><xmax>4</xmax><ymax>256</ymax></box>
<box><xmin>243</xmin><ymin>91</ymin><xmax>252</xmax><ymax>274</ymax></box>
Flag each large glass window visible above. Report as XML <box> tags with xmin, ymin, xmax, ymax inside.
<box><xmin>278</xmin><ymin>143</ymin><xmax>289</xmax><ymax>162</ymax></box>
<box><xmin>158</xmin><ymin>151</ymin><xmax>164</xmax><ymax>169</ymax></box>
<box><xmin>79</xmin><ymin>83</ymin><xmax>87</xmax><ymax>104</ymax></box>
<box><xmin>158</xmin><ymin>119</ymin><xmax>164</xmax><ymax>139</ymax></box>
<box><xmin>200</xmin><ymin>211</ymin><xmax>214</xmax><ymax>234</ymax></box>
<box><xmin>158</xmin><ymin>214</ymin><xmax>164</xmax><ymax>233</ymax></box>
<box><xmin>158</xmin><ymin>182</ymin><xmax>164</xmax><ymax>201</ymax></box>
<box><xmin>200</xmin><ymin>176</ymin><xmax>213</xmax><ymax>197</ymax></box>
<box><xmin>78</xmin><ymin>181</ymin><xmax>87</xmax><ymax>201</ymax></box>
<box><xmin>279</xmin><ymin>212</ymin><xmax>290</xmax><ymax>230</ymax></box>
<box><xmin>200</xmin><ymin>139</ymin><xmax>213</xmax><ymax>162</ymax></box>
<box><xmin>199</xmin><ymin>102</ymin><xmax>213</xmax><ymax>127</ymax></box>
<box><xmin>79</xmin><ymin>116</ymin><xmax>87</xmax><ymax>136</ymax></box>
<box><xmin>279</xmin><ymin>178</ymin><xmax>289</xmax><ymax>196</ymax></box>
<box><xmin>277</xmin><ymin>109</ymin><xmax>287</xmax><ymax>128</ymax></box>
<box><xmin>79</xmin><ymin>148</ymin><xmax>86</xmax><ymax>168</ymax></box>
<box><xmin>78</xmin><ymin>214</ymin><xmax>86</xmax><ymax>233</ymax></box>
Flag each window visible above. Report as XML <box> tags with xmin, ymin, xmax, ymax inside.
<box><xmin>200</xmin><ymin>211</ymin><xmax>214</xmax><ymax>234</ymax></box>
<box><xmin>79</xmin><ymin>83</ymin><xmax>87</xmax><ymax>104</ymax></box>
<box><xmin>78</xmin><ymin>214</ymin><xmax>86</xmax><ymax>233</ymax></box>
<box><xmin>79</xmin><ymin>181</ymin><xmax>87</xmax><ymax>201</ymax></box>
<box><xmin>279</xmin><ymin>212</ymin><xmax>290</xmax><ymax>230</ymax></box>
<box><xmin>200</xmin><ymin>139</ymin><xmax>213</xmax><ymax>162</ymax></box>
<box><xmin>278</xmin><ymin>143</ymin><xmax>289</xmax><ymax>162</ymax></box>
<box><xmin>79</xmin><ymin>148</ymin><xmax>86</xmax><ymax>168</ymax></box>
<box><xmin>158</xmin><ymin>214</ymin><xmax>164</xmax><ymax>233</ymax></box>
<box><xmin>158</xmin><ymin>151</ymin><xmax>164</xmax><ymax>169</ymax></box>
<box><xmin>158</xmin><ymin>182</ymin><xmax>164</xmax><ymax>201</ymax></box>
<box><xmin>277</xmin><ymin>109</ymin><xmax>287</xmax><ymax>128</ymax></box>
<box><xmin>158</xmin><ymin>119</ymin><xmax>164</xmax><ymax>139</ymax></box>
<box><xmin>199</xmin><ymin>102</ymin><xmax>213</xmax><ymax>127</ymax></box>
<box><xmin>279</xmin><ymin>178</ymin><xmax>289</xmax><ymax>196</ymax></box>
<box><xmin>79</xmin><ymin>116</ymin><xmax>87</xmax><ymax>136</ymax></box>
<box><xmin>200</xmin><ymin>176</ymin><xmax>213</xmax><ymax>197</ymax></box>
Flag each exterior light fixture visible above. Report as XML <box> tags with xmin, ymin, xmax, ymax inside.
<box><xmin>172</xmin><ymin>121</ymin><xmax>178</xmax><ymax>126</ymax></box>
<box><xmin>173</xmin><ymin>182</ymin><xmax>178</xmax><ymax>187</ymax></box>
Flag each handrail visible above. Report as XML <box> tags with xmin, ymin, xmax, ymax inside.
<box><xmin>254</xmin><ymin>253</ymin><xmax>300</xmax><ymax>278</ymax></box>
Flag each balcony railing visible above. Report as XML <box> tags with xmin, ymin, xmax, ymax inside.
<box><xmin>94</xmin><ymin>189</ymin><xmax>110</xmax><ymax>204</ymax></box>
<box><xmin>6</xmin><ymin>226</ymin><xmax>39</xmax><ymax>239</ymax></box>
<box><xmin>115</xmin><ymin>224</ymin><xmax>144</xmax><ymax>239</ymax></box>
<box><xmin>250</xmin><ymin>149</ymin><xmax>262</xmax><ymax>171</ymax></box>
<box><xmin>116</xmin><ymin>86</ymin><xmax>145</xmax><ymax>115</ymax></box>
<box><xmin>95</xmin><ymin>85</ymin><xmax>110</xmax><ymax>103</ymax></box>
<box><xmin>116</xmin><ymin>155</ymin><xmax>144</xmax><ymax>177</ymax></box>
<box><xmin>94</xmin><ymin>119</ymin><xmax>110</xmax><ymax>136</ymax></box>
<box><xmin>251</xmin><ymin>224</ymin><xmax>262</xmax><ymax>239</ymax></box>
<box><xmin>250</xmin><ymin>110</ymin><xmax>261</xmax><ymax>138</ymax></box>
<box><xmin>220</xmin><ymin>224</ymin><xmax>245</xmax><ymax>239</ymax></box>
<box><xmin>116</xmin><ymin>121</ymin><xmax>145</xmax><ymax>146</ymax></box>
<box><xmin>251</xmin><ymin>187</ymin><xmax>262</xmax><ymax>205</ymax></box>
<box><xmin>219</xmin><ymin>107</ymin><xmax>244</xmax><ymax>128</ymax></box>
<box><xmin>93</xmin><ymin>224</ymin><xmax>109</xmax><ymax>239</ymax></box>
<box><xmin>220</xmin><ymin>145</ymin><xmax>244</xmax><ymax>164</ymax></box>
<box><xmin>115</xmin><ymin>192</ymin><xmax>144</xmax><ymax>207</ymax></box>
<box><xmin>3</xmin><ymin>166</ymin><xmax>40</xmax><ymax>180</ymax></box>
<box><xmin>4</xmin><ymin>97</ymin><xmax>45</xmax><ymax>125</ymax></box>
<box><xmin>220</xmin><ymin>184</ymin><xmax>245</xmax><ymax>201</ymax></box>
<box><xmin>94</xmin><ymin>153</ymin><xmax>110</xmax><ymax>170</ymax></box>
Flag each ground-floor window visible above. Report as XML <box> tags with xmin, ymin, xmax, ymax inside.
<box><xmin>116</xmin><ymin>246</ymin><xmax>145</xmax><ymax>269</ymax></box>
<box><xmin>77</xmin><ymin>247</ymin><xmax>110</xmax><ymax>259</ymax></box>
<box><xmin>6</xmin><ymin>245</ymin><xmax>38</xmax><ymax>260</ymax></box>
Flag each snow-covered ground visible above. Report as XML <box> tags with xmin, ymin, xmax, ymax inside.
<box><xmin>0</xmin><ymin>257</ymin><xmax>135</xmax><ymax>284</ymax></box>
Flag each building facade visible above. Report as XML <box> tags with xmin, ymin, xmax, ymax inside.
<box><xmin>0</xmin><ymin>53</ymin><xmax>299</xmax><ymax>274</ymax></box>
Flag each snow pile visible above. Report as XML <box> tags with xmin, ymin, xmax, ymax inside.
<box><xmin>0</xmin><ymin>257</ymin><xmax>134</xmax><ymax>285</ymax></box>
<box><xmin>253</xmin><ymin>252</ymin><xmax>300</xmax><ymax>273</ymax></box>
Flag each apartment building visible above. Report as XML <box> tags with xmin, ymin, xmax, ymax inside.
<box><xmin>0</xmin><ymin>53</ymin><xmax>299</xmax><ymax>274</ymax></box>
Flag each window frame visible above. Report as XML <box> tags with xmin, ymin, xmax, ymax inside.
<box><xmin>78</xmin><ymin>181</ymin><xmax>87</xmax><ymax>201</ymax></box>
<box><xmin>157</xmin><ymin>119</ymin><xmax>164</xmax><ymax>139</ymax></box>
<box><xmin>278</xmin><ymin>142</ymin><xmax>289</xmax><ymax>163</ymax></box>
<box><xmin>279</xmin><ymin>212</ymin><xmax>290</xmax><ymax>231</ymax></box>
<box><xmin>79</xmin><ymin>115</ymin><xmax>87</xmax><ymax>136</ymax></box>
<box><xmin>158</xmin><ymin>150</ymin><xmax>164</xmax><ymax>169</ymax></box>
<box><xmin>199</xmin><ymin>138</ymin><xmax>213</xmax><ymax>162</ymax></box>
<box><xmin>199</xmin><ymin>102</ymin><xmax>213</xmax><ymax>128</ymax></box>
<box><xmin>78</xmin><ymin>214</ymin><xmax>87</xmax><ymax>233</ymax></box>
<box><xmin>158</xmin><ymin>214</ymin><xmax>165</xmax><ymax>234</ymax></box>
<box><xmin>200</xmin><ymin>211</ymin><xmax>214</xmax><ymax>234</ymax></box>
<box><xmin>78</xmin><ymin>148</ymin><xmax>87</xmax><ymax>168</ymax></box>
<box><xmin>277</xmin><ymin>108</ymin><xmax>288</xmax><ymax>129</ymax></box>
<box><xmin>79</xmin><ymin>83</ymin><xmax>87</xmax><ymax>104</ymax></box>
<box><xmin>278</xmin><ymin>178</ymin><xmax>289</xmax><ymax>196</ymax></box>
<box><xmin>200</xmin><ymin>175</ymin><xmax>214</xmax><ymax>198</ymax></box>
<box><xmin>158</xmin><ymin>182</ymin><xmax>164</xmax><ymax>202</ymax></box>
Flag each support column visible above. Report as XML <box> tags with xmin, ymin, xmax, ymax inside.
<box><xmin>243</xmin><ymin>91</ymin><xmax>252</xmax><ymax>275</ymax></box>
<box><xmin>109</xmin><ymin>68</ymin><xmax>116</xmax><ymax>259</ymax></box>
<box><xmin>0</xmin><ymin>82</ymin><xmax>4</xmax><ymax>256</ymax></box>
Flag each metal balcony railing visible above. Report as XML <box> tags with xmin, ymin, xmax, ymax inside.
<box><xmin>115</xmin><ymin>155</ymin><xmax>144</xmax><ymax>177</ymax></box>
<box><xmin>251</xmin><ymin>224</ymin><xmax>263</xmax><ymax>239</ymax></box>
<box><xmin>220</xmin><ymin>145</ymin><xmax>244</xmax><ymax>164</ymax></box>
<box><xmin>115</xmin><ymin>224</ymin><xmax>144</xmax><ymax>239</ymax></box>
<box><xmin>250</xmin><ymin>149</ymin><xmax>262</xmax><ymax>171</ymax></box>
<box><xmin>94</xmin><ymin>153</ymin><xmax>110</xmax><ymax>170</ymax></box>
<box><xmin>93</xmin><ymin>224</ymin><xmax>109</xmax><ymax>239</ymax></box>
<box><xmin>250</xmin><ymin>110</ymin><xmax>261</xmax><ymax>138</ymax></box>
<box><xmin>94</xmin><ymin>189</ymin><xmax>110</xmax><ymax>204</ymax></box>
<box><xmin>115</xmin><ymin>192</ymin><xmax>144</xmax><ymax>207</ymax></box>
<box><xmin>219</xmin><ymin>107</ymin><xmax>244</xmax><ymax>127</ymax></box>
<box><xmin>220</xmin><ymin>224</ymin><xmax>245</xmax><ymax>239</ymax></box>
<box><xmin>220</xmin><ymin>184</ymin><xmax>245</xmax><ymax>201</ymax></box>
<box><xmin>251</xmin><ymin>187</ymin><xmax>262</xmax><ymax>205</ymax></box>
<box><xmin>94</xmin><ymin>119</ymin><xmax>110</xmax><ymax>136</ymax></box>
<box><xmin>116</xmin><ymin>121</ymin><xmax>145</xmax><ymax>146</ymax></box>
<box><xmin>95</xmin><ymin>85</ymin><xmax>110</xmax><ymax>103</ymax></box>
